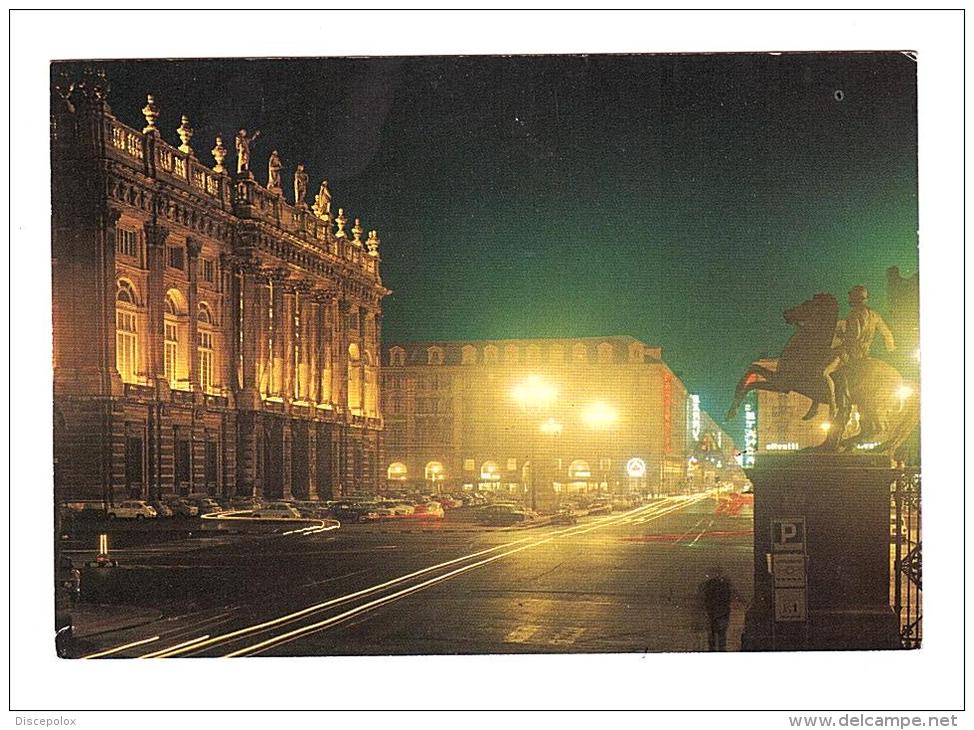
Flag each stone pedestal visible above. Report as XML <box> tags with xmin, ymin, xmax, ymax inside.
<box><xmin>742</xmin><ymin>452</ymin><xmax>900</xmax><ymax>651</ymax></box>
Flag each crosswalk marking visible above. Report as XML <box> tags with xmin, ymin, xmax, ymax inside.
<box><xmin>504</xmin><ymin>625</ymin><xmax>541</xmax><ymax>643</ymax></box>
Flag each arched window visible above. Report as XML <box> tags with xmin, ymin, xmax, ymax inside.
<box><xmin>483</xmin><ymin>345</ymin><xmax>499</xmax><ymax>365</ymax></box>
<box><xmin>628</xmin><ymin>342</ymin><xmax>645</xmax><ymax>363</ymax></box>
<box><xmin>596</xmin><ymin>342</ymin><xmax>614</xmax><ymax>364</ymax></box>
<box><xmin>387</xmin><ymin>462</ymin><xmax>408</xmax><ymax>481</ymax></box>
<box><xmin>427</xmin><ymin>346</ymin><xmax>444</xmax><ymax>366</ymax></box>
<box><xmin>504</xmin><ymin>344</ymin><xmax>520</xmax><ymax>364</ymax></box>
<box><xmin>198</xmin><ymin>303</ymin><xmax>215</xmax><ymax>393</ymax></box>
<box><xmin>568</xmin><ymin>460</ymin><xmax>591</xmax><ymax>480</ymax></box>
<box><xmin>425</xmin><ymin>461</ymin><xmax>445</xmax><ymax>482</ymax></box>
<box><xmin>116</xmin><ymin>280</ymin><xmax>140</xmax><ymax>383</ymax></box>
<box><xmin>480</xmin><ymin>461</ymin><xmax>501</xmax><ymax>482</ymax></box>
<box><xmin>164</xmin><ymin>292</ymin><xmax>184</xmax><ymax>389</ymax></box>
<box><xmin>572</xmin><ymin>342</ymin><xmax>588</xmax><ymax>363</ymax></box>
<box><xmin>389</xmin><ymin>347</ymin><xmax>406</xmax><ymax>367</ymax></box>
<box><xmin>461</xmin><ymin>345</ymin><xmax>477</xmax><ymax>365</ymax></box>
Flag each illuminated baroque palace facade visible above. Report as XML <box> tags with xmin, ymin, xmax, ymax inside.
<box><xmin>52</xmin><ymin>73</ymin><xmax>387</xmax><ymax>502</ymax></box>
<box><xmin>381</xmin><ymin>337</ymin><xmax>740</xmax><ymax>497</ymax></box>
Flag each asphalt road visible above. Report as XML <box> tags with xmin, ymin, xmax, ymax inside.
<box><xmin>67</xmin><ymin>493</ymin><xmax>753</xmax><ymax>658</ymax></box>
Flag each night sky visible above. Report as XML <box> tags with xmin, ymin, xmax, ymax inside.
<box><xmin>70</xmin><ymin>53</ymin><xmax>919</xmax><ymax>440</ymax></box>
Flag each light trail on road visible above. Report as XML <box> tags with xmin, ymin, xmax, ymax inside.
<box><xmin>139</xmin><ymin>635</ymin><xmax>210</xmax><ymax>658</ymax></box>
<box><xmin>218</xmin><ymin>496</ymin><xmax>707</xmax><ymax>657</ymax></box>
<box><xmin>81</xmin><ymin>635</ymin><xmax>159</xmax><ymax>659</ymax></box>
<box><xmin>136</xmin><ymin>495</ymin><xmax>708</xmax><ymax>658</ymax></box>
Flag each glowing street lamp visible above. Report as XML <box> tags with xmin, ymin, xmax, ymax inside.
<box><xmin>582</xmin><ymin>401</ymin><xmax>618</xmax><ymax>429</ymax></box>
<box><xmin>512</xmin><ymin>375</ymin><xmax>557</xmax><ymax>411</ymax></box>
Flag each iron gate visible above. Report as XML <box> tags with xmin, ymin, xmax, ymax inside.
<box><xmin>891</xmin><ymin>468</ymin><xmax>921</xmax><ymax>648</ymax></box>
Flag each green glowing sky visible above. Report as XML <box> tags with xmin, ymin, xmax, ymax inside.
<box><xmin>85</xmin><ymin>53</ymin><xmax>918</xmax><ymax>439</ymax></box>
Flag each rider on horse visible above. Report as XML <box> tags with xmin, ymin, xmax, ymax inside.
<box><xmin>821</xmin><ymin>285</ymin><xmax>896</xmax><ymax>418</ymax></box>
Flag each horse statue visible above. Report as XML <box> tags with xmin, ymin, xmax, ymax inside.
<box><xmin>726</xmin><ymin>293</ymin><xmax>918</xmax><ymax>457</ymax></box>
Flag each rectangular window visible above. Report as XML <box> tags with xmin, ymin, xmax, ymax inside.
<box><xmin>116</xmin><ymin>228</ymin><xmax>139</xmax><ymax>259</ymax></box>
<box><xmin>202</xmin><ymin>258</ymin><xmax>215</xmax><ymax>284</ymax></box>
<box><xmin>125</xmin><ymin>436</ymin><xmax>144</xmax><ymax>487</ymax></box>
<box><xmin>116</xmin><ymin>310</ymin><xmax>138</xmax><ymax>382</ymax></box>
<box><xmin>507</xmin><ymin>458</ymin><xmax>517</xmax><ymax>472</ymax></box>
<box><xmin>164</xmin><ymin>322</ymin><xmax>178</xmax><ymax>388</ymax></box>
<box><xmin>175</xmin><ymin>439</ymin><xmax>191</xmax><ymax>486</ymax></box>
<box><xmin>168</xmin><ymin>246</ymin><xmax>185</xmax><ymax>270</ymax></box>
<box><xmin>205</xmin><ymin>441</ymin><xmax>218</xmax><ymax>485</ymax></box>
<box><xmin>464</xmin><ymin>459</ymin><xmax>475</xmax><ymax>472</ymax></box>
<box><xmin>198</xmin><ymin>331</ymin><xmax>213</xmax><ymax>392</ymax></box>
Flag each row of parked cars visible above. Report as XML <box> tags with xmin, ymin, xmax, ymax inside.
<box><xmin>62</xmin><ymin>495</ymin><xmax>226</xmax><ymax>520</ymax></box>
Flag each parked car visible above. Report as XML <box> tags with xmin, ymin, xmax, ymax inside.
<box><xmin>165</xmin><ymin>498</ymin><xmax>199</xmax><ymax>518</ymax></box>
<box><xmin>587</xmin><ymin>501</ymin><xmax>613</xmax><ymax>516</ymax></box>
<box><xmin>411</xmin><ymin>501</ymin><xmax>445</xmax><ymax>518</ymax></box>
<box><xmin>148</xmin><ymin>501</ymin><xmax>174</xmax><ymax>518</ymax></box>
<box><xmin>252</xmin><ymin>502</ymin><xmax>301</xmax><ymax>519</ymax></box>
<box><xmin>387</xmin><ymin>502</ymin><xmax>415</xmax><ymax>516</ymax></box>
<box><xmin>106</xmin><ymin>500</ymin><xmax>157</xmax><ymax>520</ymax></box>
<box><xmin>186</xmin><ymin>497</ymin><xmax>223</xmax><ymax>515</ymax></box>
<box><xmin>478</xmin><ymin>504</ymin><xmax>536</xmax><ymax>526</ymax></box>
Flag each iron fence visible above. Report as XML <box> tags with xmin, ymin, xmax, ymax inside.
<box><xmin>890</xmin><ymin>468</ymin><xmax>921</xmax><ymax>648</ymax></box>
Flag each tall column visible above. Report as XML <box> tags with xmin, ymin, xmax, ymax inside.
<box><xmin>186</xmin><ymin>237</ymin><xmax>202</xmax><ymax>390</ymax></box>
<box><xmin>307</xmin><ymin>425</ymin><xmax>318</xmax><ymax>500</ymax></box>
<box><xmin>374</xmin><ymin>312</ymin><xmax>383</xmax><ymax>418</ymax></box>
<box><xmin>237</xmin><ymin>257</ymin><xmax>262</xmax><ymax>407</ymax></box>
<box><xmin>297</xmin><ymin>285</ymin><xmax>313</xmax><ymax>401</ymax></box>
<box><xmin>256</xmin><ymin>275</ymin><xmax>270</xmax><ymax>397</ymax></box>
<box><xmin>271</xmin><ymin>271</ymin><xmax>287</xmax><ymax>396</ymax></box>
<box><xmin>308</xmin><ymin>293</ymin><xmax>322</xmax><ymax>404</ymax></box>
<box><xmin>358</xmin><ymin>305</ymin><xmax>367</xmax><ymax>415</ymax></box>
<box><xmin>281</xmin><ymin>282</ymin><xmax>296</xmax><ymax>402</ymax></box>
<box><xmin>144</xmin><ymin>222</ymin><xmax>169</xmax><ymax>384</ymax></box>
<box><xmin>336</xmin><ymin>300</ymin><xmax>352</xmax><ymax>413</ymax></box>
<box><xmin>281</xmin><ymin>420</ymin><xmax>293</xmax><ymax>500</ymax></box>
<box><xmin>223</xmin><ymin>254</ymin><xmax>240</xmax><ymax>394</ymax></box>
<box><xmin>98</xmin><ymin>207</ymin><xmax>123</xmax><ymax>396</ymax></box>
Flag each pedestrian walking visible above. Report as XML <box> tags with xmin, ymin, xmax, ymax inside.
<box><xmin>68</xmin><ymin>566</ymin><xmax>82</xmax><ymax>607</ymax></box>
<box><xmin>701</xmin><ymin>566</ymin><xmax>733</xmax><ymax>651</ymax></box>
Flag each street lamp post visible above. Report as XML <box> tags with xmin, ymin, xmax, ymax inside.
<box><xmin>539</xmin><ymin>417</ymin><xmax>563</xmax><ymax>508</ymax></box>
<box><xmin>582</xmin><ymin>401</ymin><xmax>617</xmax><ymax>494</ymax></box>
<box><xmin>511</xmin><ymin>376</ymin><xmax>557</xmax><ymax>512</ymax></box>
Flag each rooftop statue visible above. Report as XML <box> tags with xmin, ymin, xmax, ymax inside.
<box><xmin>235</xmin><ymin>128</ymin><xmax>261</xmax><ymax>175</ymax></box>
<box><xmin>313</xmin><ymin>180</ymin><xmax>332</xmax><ymax>220</ymax></box>
<box><xmin>267</xmin><ymin>150</ymin><xmax>283</xmax><ymax>194</ymax></box>
<box><xmin>726</xmin><ymin>289</ymin><xmax>918</xmax><ymax>456</ymax></box>
<box><xmin>294</xmin><ymin>164</ymin><xmax>309</xmax><ymax>208</ymax></box>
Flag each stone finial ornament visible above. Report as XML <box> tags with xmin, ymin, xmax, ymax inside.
<box><xmin>335</xmin><ymin>208</ymin><xmax>347</xmax><ymax>238</ymax></box>
<box><xmin>366</xmin><ymin>230</ymin><xmax>380</xmax><ymax>256</ymax></box>
<box><xmin>142</xmin><ymin>94</ymin><xmax>160</xmax><ymax>134</ymax></box>
<box><xmin>211</xmin><ymin>135</ymin><xmax>228</xmax><ymax>173</ymax></box>
<box><xmin>177</xmin><ymin>114</ymin><xmax>194</xmax><ymax>155</ymax></box>
<box><xmin>352</xmin><ymin>218</ymin><xmax>363</xmax><ymax>245</ymax></box>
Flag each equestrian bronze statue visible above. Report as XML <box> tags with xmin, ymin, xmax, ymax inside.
<box><xmin>726</xmin><ymin>290</ymin><xmax>918</xmax><ymax>456</ymax></box>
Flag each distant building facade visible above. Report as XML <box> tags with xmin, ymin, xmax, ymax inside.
<box><xmin>380</xmin><ymin>337</ymin><xmax>740</xmax><ymax>498</ymax></box>
<box><xmin>52</xmin><ymin>72</ymin><xmax>388</xmax><ymax>503</ymax></box>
